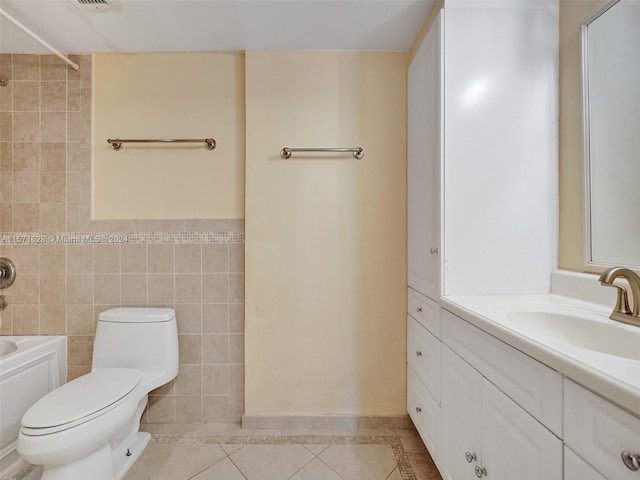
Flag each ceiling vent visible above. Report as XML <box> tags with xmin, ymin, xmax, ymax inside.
<box><xmin>70</xmin><ymin>0</ymin><xmax>121</xmax><ymax>13</ymax></box>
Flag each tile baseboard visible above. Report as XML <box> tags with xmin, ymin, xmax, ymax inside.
<box><xmin>241</xmin><ymin>414</ymin><xmax>413</xmax><ymax>430</ymax></box>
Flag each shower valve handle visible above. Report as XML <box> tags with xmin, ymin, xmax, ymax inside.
<box><xmin>0</xmin><ymin>258</ymin><xmax>16</xmax><ymax>289</ymax></box>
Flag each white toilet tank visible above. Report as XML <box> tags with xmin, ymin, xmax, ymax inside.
<box><xmin>92</xmin><ymin>308</ymin><xmax>179</xmax><ymax>391</ymax></box>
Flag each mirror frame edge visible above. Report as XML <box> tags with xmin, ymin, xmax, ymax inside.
<box><xmin>580</xmin><ymin>0</ymin><xmax>637</xmax><ymax>273</ymax></box>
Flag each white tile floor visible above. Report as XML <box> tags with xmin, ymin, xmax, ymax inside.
<box><xmin>5</xmin><ymin>426</ymin><xmax>442</xmax><ymax>480</ymax></box>
<box><xmin>122</xmin><ymin>426</ymin><xmax>443</xmax><ymax>480</ymax></box>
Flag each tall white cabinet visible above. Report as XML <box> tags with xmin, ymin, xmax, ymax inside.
<box><xmin>406</xmin><ymin>12</ymin><xmax>444</xmax><ymax>464</ymax></box>
<box><xmin>407</xmin><ymin>9</ymin><xmax>442</xmax><ymax>301</ymax></box>
<box><xmin>407</xmin><ymin>2</ymin><xmax>559</xmax><ymax>300</ymax></box>
<box><xmin>407</xmin><ymin>2</ymin><xmax>560</xmax><ymax>479</ymax></box>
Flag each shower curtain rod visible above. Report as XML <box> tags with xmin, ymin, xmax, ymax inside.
<box><xmin>0</xmin><ymin>8</ymin><xmax>79</xmax><ymax>71</ymax></box>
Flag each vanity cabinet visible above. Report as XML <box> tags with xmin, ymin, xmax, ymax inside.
<box><xmin>436</xmin><ymin>305</ymin><xmax>640</xmax><ymax>480</ymax></box>
<box><xmin>564</xmin><ymin>379</ymin><xmax>640</xmax><ymax>480</ymax></box>
<box><xmin>441</xmin><ymin>328</ymin><xmax>562</xmax><ymax>480</ymax></box>
<box><xmin>406</xmin><ymin>290</ymin><xmax>442</xmax><ymax>462</ymax></box>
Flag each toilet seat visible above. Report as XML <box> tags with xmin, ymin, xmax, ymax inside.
<box><xmin>21</xmin><ymin>368</ymin><xmax>141</xmax><ymax>436</ymax></box>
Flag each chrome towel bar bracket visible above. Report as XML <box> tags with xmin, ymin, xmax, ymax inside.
<box><xmin>108</xmin><ymin>138</ymin><xmax>216</xmax><ymax>151</ymax></box>
<box><xmin>280</xmin><ymin>147</ymin><xmax>364</xmax><ymax>159</ymax></box>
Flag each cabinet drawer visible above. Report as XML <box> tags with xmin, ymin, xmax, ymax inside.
<box><xmin>407</xmin><ymin>316</ymin><xmax>441</xmax><ymax>403</ymax></box>
<box><xmin>408</xmin><ymin>288</ymin><xmax>441</xmax><ymax>338</ymax></box>
<box><xmin>408</xmin><ymin>364</ymin><xmax>441</xmax><ymax>462</ymax></box>
<box><xmin>442</xmin><ymin>309</ymin><xmax>562</xmax><ymax>436</ymax></box>
<box><xmin>564</xmin><ymin>379</ymin><xmax>640</xmax><ymax>480</ymax></box>
<box><xmin>564</xmin><ymin>447</ymin><xmax>606</xmax><ymax>480</ymax></box>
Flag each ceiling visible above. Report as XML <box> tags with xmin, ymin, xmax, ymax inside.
<box><xmin>0</xmin><ymin>0</ymin><xmax>435</xmax><ymax>54</ymax></box>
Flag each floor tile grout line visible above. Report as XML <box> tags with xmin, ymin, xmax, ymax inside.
<box><xmin>301</xmin><ymin>443</ymin><xmax>331</xmax><ymax>458</ymax></box>
<box><xmin>185</xmin><ymin>446</ymin><xmax>229</xmax><ymax>480</ymax></box>
<box><xmin>284</xmin><ymin>451</ymin><xmax>322</xmax><ymax>480</ymax></box>
<box><xmin>385</xmin><ymin>466</ymin><xmax>401</xmax><ymax>480</ymax></box>
<box><xmin>226</xmin><ymin>449</ymin><xmax>249</xmax><ymax>480</ymax></box>
<box><xmin>185</xmin><ymin>457</ymin><xmax>222</xmax><ymax>480</ymax></box>
<box><xmin>313</xmin><ymin>452</ymin><xmax>349</xmax><ymax>480</ymax></box>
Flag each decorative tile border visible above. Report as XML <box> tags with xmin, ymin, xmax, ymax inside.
<box><xmin>0</xmin><ymin>231</ymin><xmax>244</xmax><ymax>245</ymax></box>
<box><xmin>152</xmin><ymin>433</ymin><xmax>418</xmax><ymax>480</ymax></box>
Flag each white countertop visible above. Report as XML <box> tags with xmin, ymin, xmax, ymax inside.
<box><xmin>440</xmin><ymin>293</ymin><xmax>640</xmax><ymax>417</ymax></box>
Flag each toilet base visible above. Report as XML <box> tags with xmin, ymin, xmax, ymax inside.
<box><xmin>37</xmin><ymin>431</ymin><xmax>151</xmax><ymax>480</ymax></box>
<box><xmin>41</xmin><ymin>442</ymin><xmax>114</xmax><ymax>480</ymax></box>
<box><xmin>113</xmin><ymin>431</ymin><xmax>150</xmax><ymax>480</ymax></box>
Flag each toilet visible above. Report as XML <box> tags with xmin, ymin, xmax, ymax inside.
<box><xmin>17</xmin><ymin>307</ymin><xmax>179</xmax><ymax>480</ymax></box>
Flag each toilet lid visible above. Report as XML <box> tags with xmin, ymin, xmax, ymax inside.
<box><xmin>22</xmin><ymin>368</ymin><xmax>141</xmax><ymax>430</ymax></box>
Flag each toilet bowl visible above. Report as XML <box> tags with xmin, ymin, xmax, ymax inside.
<box><xmin>17</xmin><ymin>308</ymin><xmax>179</xmax><ymax>480</ymax></box>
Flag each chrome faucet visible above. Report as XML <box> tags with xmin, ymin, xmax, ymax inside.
<box><xmin>599</xmin><ymin>267</ymin><xmax>640</xmax><ymax>327</ymax></box>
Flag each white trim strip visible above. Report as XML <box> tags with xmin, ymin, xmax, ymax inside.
<box><xmin>0</xmin><ymin>8</ymin><xmax>79</xmax><ymax>71</ymax></box>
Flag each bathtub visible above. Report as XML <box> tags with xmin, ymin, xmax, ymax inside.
<box><xmin>0</xmin><ymin>336</ymin><xmax>66</xmax><ymax>477</ymax></box>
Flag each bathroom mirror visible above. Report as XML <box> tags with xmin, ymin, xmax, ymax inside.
<box><xmin>583</xmin><ymin>0</ymin><xmax>640</xmax><ymax>268</ymax></box>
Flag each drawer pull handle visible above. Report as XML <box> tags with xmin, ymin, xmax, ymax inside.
<box><xmin>465</xmin><ymin>452</ymin><xmax>477</xmax><ymax>463</ymax></box>
<box><xmin>416</xmin><ymin>306</ymin><xmax>423</xmax><ymax>313</ymax></box>
<box><xmin>622</xmin><ymin>451</ymin><xmax>640</xmax><ymax>471</ymax></box>
<box><xmin>416</xmin><ymin>350</ymin><xmax>423</xmax><ymax>357</ymax></box>
<box><xmin>475</xmin><ymin>466</ymin><xmax>487</xmax><ymax>478</ymax></box>
<box><xmin>415</xmin><ymin>406</ymin><xmax>422</xmax><ymax>413</ymax></box>
<box><xmin>430</xmin><ymin>247</ymin><xmax>439</xmax><ymax>254</ymax></box>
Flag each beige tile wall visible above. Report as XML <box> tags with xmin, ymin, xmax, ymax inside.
<box><xmin>0</xmin><ymin>54</ymin><xmax>245</xmax><ymax>423</ymax></box>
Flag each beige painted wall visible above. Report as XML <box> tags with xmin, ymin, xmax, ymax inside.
<box><xmin>558</xmin><ymin>0</ymin><xmax>609</xmax><ymax>272</ymax></box>
<box><xmin>245</xmin><ymin>51</ymin><xmax>408</xmax><ymax>416</ymax></box>
<box><xmin>93</xmin><ymin>53</ymin><xmax>245</xmax><ymax>220</ymax></box>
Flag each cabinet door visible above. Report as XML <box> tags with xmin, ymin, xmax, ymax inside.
<box><xmin>441</xmin><ymin>346</ymin><xmax>482</xmax><ymax>480</ymax></box>
<box><xmin>407</xmin><ymin>10</ymin><xmax>442</xmax><ymax>300</ymax></box>
<box><xmin>481</xmin><ymin>380</ymin><xmax>562</xmax><ymax>480</ymax></box>
<box><xmin>565</xmin><ymin>447</ymin><xmax>606</xmax><ymax>480</ymax></box>
<box><xmin>564</xmin><ymin>379</ymin><xmax>640</xmax><ymax>480</ymax></box>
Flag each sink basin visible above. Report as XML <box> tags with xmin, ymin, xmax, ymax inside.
<box><xmin>0</xmin><ymin>339</ymin><xmax>16</xmax><ymax>357</ymax></box>
<box><xmin>503</xmin><ymin>309</ymin><xmax>640</xmax><ymax>361</ymax></box>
